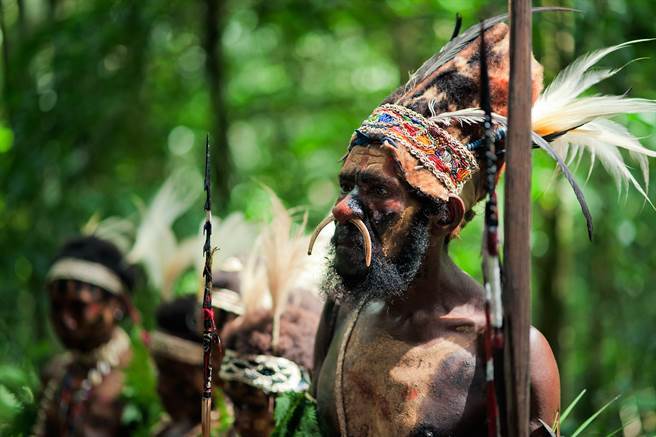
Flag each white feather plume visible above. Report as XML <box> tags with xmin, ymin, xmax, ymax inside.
<box><xmin>532</xmin><ymin>39</ymin><xmax>654</xmax><ymax>128</ymax></box>
<box><xmin>260</xmin><ymin>189</ymin><xmax>309</xmax><ymax>351</ymax></box>
<box><xmin>236</xmin><ymin>188</ymin><xmax>314</xmax><ymax>352</ymax></box>
<box><xmin>82</xmin><ymin>214</ymin><xmax>135</xmax><ymax>255</ymax></box>
<box><xmin>239</xmin><ymin>235</ymin><xmax>270</xmax><ymax>314</ymax></box>
<box><xmin>532</xmin><ymin>40</ymin><xmax>656</xmax><ymax>202</ymax></box>
<box><xmin>550</xmin><ymin>120</ymin><xmax>655</xmax><ymax>204</ymax></box>
<box><xmin>431</xmin><ymin>108</ymin><xmax>508</xmax><ymax>127</ymax></box>
<box><xmin>213</xmin><ymin>213</ymin><xmax>259</xmax><ymax>271</ymax></box>
<box><xmin>127</xmin><ymin>171</ymin><xmax>201</xmax><ymax>292</ymax></box>
<box><xmin>435</xmin><ymin>40</ymin><xmax>656</xmax><ymax>204</ymax></box>
<box><xmin>189</xmin><ymin>213</ymin><xmax>259</xmax><ymax>297</ymax></box>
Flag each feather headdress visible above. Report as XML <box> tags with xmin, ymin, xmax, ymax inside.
<box><xmin>432</xmin><ymin>39</ymin><xmax>656</xmax><ymax>237</ymax></box>
<box><xmin>127</xmin><ymin>171</ymin><xmax>201</xmax><ymax>296</ymax></box>
<box><xmin>345</xmin><ymin>11</ymin><xmax>655</xmax><ymax>239</ymax></box>
<box><xmin>238</xmin><ymin>189</ymin><xmax>324</xmax><ymax>352</ymax></box>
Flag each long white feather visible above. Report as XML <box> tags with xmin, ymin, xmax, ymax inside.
<box><xmin>431</xmin><ymin>108</ymin><xmax>508</xmax><ymax>127</ymax></box>
<box><xmin>213</xmin><ymin>213</ymin><xmax>259</xmax><ymax>271</ymax></box>
<box><xmin>238</xmin><ymin>191</ymin><xmax>308</xmax><ymax>327</ymax></box>
<box><xmin>189</xmin><ymin>213</ymin><xmax>259</xmax><ymax>297</ymax></box>
<box><xmin>239</xmin><ymin>236</ymin><xmax>270</xmax><ymax>314</ymax></box>
<box><xmin>551</xmin><ymin>120</ymin><xmax>655</xmax><ymax>204</ymax></box>
<box><xmin>260</xmin><ymin>190</ymin><xmax>309</xmax><ymax>351</ymax></box>
<box><xmin>127</xmin><ymin>171</ymin><xmax>201</xmax><ymax>290</ymax></box>
<box><xmin>531</xmin><ymin>39</ymin><xmax>656</xmax><ymax>203</ymax></box>
<box><xmin>533</xmin><ymin>95</ymin><xmax>656</xmax><ymax>135</ymax></box>
<box><xmin>436</xmin><ymin>40</ymin><xmax>656</xmax><ymax>204</ymax></box>
<box><xmin>82</xmin><ymin>214</ymin><xmax>135</xmax><ymax>255</ymax></box>
<box><xmin>533</xmin><ymin>40</ymin><xmax>651</xmax><ymax>118</ymax></box>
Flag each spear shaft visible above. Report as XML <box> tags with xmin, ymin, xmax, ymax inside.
<box><xmin>202</xmin><ymin>135</ymin><xmax>222</xmax><ymax>437</ymax></box>
<box><xmin>504</xmin><ymin>1</ymin><xmax>533</xmax><ymax>434</ymax></box>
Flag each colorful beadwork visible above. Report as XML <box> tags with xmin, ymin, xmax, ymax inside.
<box><xmin>349</xmin><ymin>104</ymin><xmax>479</xmax><ymax>195</ymax></box>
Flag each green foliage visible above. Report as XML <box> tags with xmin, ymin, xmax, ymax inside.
<box><xmin>213</xmin><ymin>388</ymin><xmax>235</xmax><ymax>436</ymax></box>
<box><xmin>2</xmin><ymin>0</ymin><xmax>656</xmax><ymax>434</ymax></box>
<box><xmin>273</xmin><ymin>391</ymin><xmax>322</xmax><ymax>437</ymax></box>
<box><xmin>557</xmin><ymin>390</ymin><xmax>621</xmax><ymax>437</ymax></box>
<box><xmin>120</xmin><ymin>327</ymin><xmax>163</xmax><ymax>436</ymax></box>
<box><xmin>0</xmin><ymin>362</ymin><xmax>39</xmax><ymax>435</ymax></box>
<box><xmin>560</xmin><ymin>389</ymin><xmax>587</xmax><ymax>425</ymax></box>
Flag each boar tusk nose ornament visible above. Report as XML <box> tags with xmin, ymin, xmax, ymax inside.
<box><xmin>349</xmin><ymin>218</ymin><xmax>372</xmax><ymax>267</ymax></box>
<box><xmin>308</xmin><ymin>214</ymin><xmax>335</xmax><ymax>256</ymax></box>
<box><xmin>307</xmin><ymin>214</ymin><xmax>372</xmax><ymax>268</ymax></box>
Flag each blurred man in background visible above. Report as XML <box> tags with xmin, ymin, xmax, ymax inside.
<box><xmin>33</xmin><ymin>236</ymin><xmax>136</xmax><ymax>436</ymax></box>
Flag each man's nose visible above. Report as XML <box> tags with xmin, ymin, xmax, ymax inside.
<box><xmin>332</xmin><ymin>194</ymin><xmax>360</xmax><ymax>224</ymax></box>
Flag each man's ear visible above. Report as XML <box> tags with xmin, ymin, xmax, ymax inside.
<box><xmin>433</xmin><ymin>195</ymin><xmax>465</xmax><ymax>233</ymax></box>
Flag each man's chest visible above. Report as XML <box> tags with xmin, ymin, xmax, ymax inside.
<box><xmin>42</xmin><ymin>365</ymin><xmax>125</xmax><ymax>436</ymax></box>
<box><xmin>317</xmin><ymin>305</ymin><xmax>487</xmax><ymax>437</ymax></box>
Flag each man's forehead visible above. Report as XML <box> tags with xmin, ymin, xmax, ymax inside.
<box><xmin>340</xmin><ymin>145</ymin><xmax>398</xmax><ymax>178</ymax></box>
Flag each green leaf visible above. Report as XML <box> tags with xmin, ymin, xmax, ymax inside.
<box><xmin>559</xmin><ymin>389</ymin><xmax>587</xmax><ymax>425</ymax></box>
<box><xmin>571</xmin><ymin>395</ymin><xmax>620</xmax><ymax>437</ymax></box>
<box><xmin>0</xmin><ymin>124</ymin><xmax>13</xmax><ymax>154</ymax></box>
<box><xmin>604</xmin><ymin>419</ymin><xmax>635</xmax><ymax>437</ymax></box>
<box><xmin>273</xmin><ymin>392</ymin><xmax>322</xmax><ymax>437</ymax></box>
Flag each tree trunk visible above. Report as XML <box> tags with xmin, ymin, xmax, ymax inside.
<box><xmin>0</xmin><ymin>1</ymin><xmax>11</xmax><ymax>110</ymax></box>
<box><xmin>203</xmin><ymin>0</ymin><xmax>232</xmax><ymax>212</ymax></box>
<box><xmin>534</xmin><ymin>198</ymin><xmax>567</xmax><ymax>363</ymax></box>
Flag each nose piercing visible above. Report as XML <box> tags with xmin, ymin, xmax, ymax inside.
<box><xmin>308</xmin><ymin>213</ymin><xmax>372</xmax><ymax>267</ymax></box>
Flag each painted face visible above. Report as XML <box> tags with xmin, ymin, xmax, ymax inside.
<box><xmin>223</xmin><ymin>380</ymin><xmax>274</xmax><ymax>437</ymax></box>
<box><xmin>332</xmin><ymin>145</ymin><xmax>422</xmax><ymax>277</ymax></box>
<box><xmin>48</xmin><ymin>279</ymin><xmax>122</xmax><ymax>351</ymax></box>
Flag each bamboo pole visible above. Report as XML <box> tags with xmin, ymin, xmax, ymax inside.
<box><xmin>503</xmin><ymin>0</ymin><xmax>533</xmax><ymax>436</ymax></box>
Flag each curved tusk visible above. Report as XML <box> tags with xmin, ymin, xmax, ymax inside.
<box><xmin>308</xmin><ymin>214</ymin><xmax>335</xmax><ymax>255</ymax></box>
<box><xmin>349</xmin><ymin>218</ymin><xmax>372</xmax><ymax>267</ymax></box>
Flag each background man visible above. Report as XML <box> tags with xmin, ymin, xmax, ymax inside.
<box><xmin>34</xmin><ymin>236</ymin><xmax>136</xmax><ymax>436</ymax></box>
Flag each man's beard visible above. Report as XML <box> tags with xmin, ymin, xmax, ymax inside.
<box><xmin>322</xmin><ymin>211</ymin><xmax>431</xmax><ymax>306</ymax></box>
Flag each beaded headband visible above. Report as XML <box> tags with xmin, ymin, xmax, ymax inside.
<box><xmin>220</xmin><ymin>349</ymin><xmax>309</xmax><ymax>395</ymax></box>
<box><xmin>348</xmin><ymin>104</ymin><xmax>479</xmax><ymax>198</ymax></box>
<box><xmin>47</xmin><ymin>258</ymin><xmax>125</xmax><ymax>295</ymax></box>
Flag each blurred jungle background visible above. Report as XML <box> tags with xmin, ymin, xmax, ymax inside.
<box><xmin>1</xmin><ymin>0</ymin><xmax>655</xmax><ymax>435</ymax></box>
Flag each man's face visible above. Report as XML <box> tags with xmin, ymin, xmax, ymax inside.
<box><xmin>48</xmin><ymin>279</ymin><xmax>122</xmax><ymax>351</ymax></box>
<box><xmin>326</xmin><ymin>145</ymin><xmax>431</xmax><ymax>304</ymax></box>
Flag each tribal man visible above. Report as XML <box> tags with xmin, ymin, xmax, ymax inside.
<box><xmin>34</xmin><ymin>236</ymin><xmax>136</xmax><ymax>436</ymax></box>
<box><xmin>309</xmin><ymin>15</ymin><xmax>656</xmax><ymax>437</ymax></box>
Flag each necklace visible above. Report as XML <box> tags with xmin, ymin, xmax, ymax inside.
<box><xmin>32</xmin><ymin>327</ymin><xmax>130</xmax><ymax>436</ymax></box>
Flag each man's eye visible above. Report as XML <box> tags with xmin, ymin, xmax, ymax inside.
<box><xmin>373</xmin><ymin>185</ymin><xmax>388</xmax><ymax>197</ymax></box>
<box><xmin>340</xmin><ymin>182</ymin><xmax>354</xmax><ymax>193</ymax></box>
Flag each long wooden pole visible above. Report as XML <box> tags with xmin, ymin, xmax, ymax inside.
<box><xmin>503</xmin><ymin>1</ymin><xmax>533</xmax><ymax>436</ymax></box>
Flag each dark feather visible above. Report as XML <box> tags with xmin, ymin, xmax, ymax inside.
<box><xmin>403</xmin><ymin>7</ymin><xmax>577</xmax><ymax>98</ymax></box>
<box><xmin>450</xmin><ymin>13</ymin><xmax>463</xmax><ymax>41</ymax></box>
<box><xmin>532</xmin><ymin>134</ymin><xmax>594</xmax><ymax>240</ymax></box>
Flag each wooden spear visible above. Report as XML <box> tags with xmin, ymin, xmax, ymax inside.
<box><xmin>503</xmin><ymin>0</ymin><xmax>533</xmax><ymax>436</ymax></box>
<box><xmin>201</xmin><ymin>135</ymin><xmax>222</xmax><ymax>437</ymax></box>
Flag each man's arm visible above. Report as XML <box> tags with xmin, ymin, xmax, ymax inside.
<box><xmin>529</xmin><ymin>326</ymin><xmax>561</xmax><ymax>436</ymax></box>
<box><xmin>311</xmin><ymin>298</ymin><xmax>339</xmax><ymax>396</ymax></box>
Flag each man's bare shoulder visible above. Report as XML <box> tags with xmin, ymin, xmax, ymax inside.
<box><xmin>529</xmin><ymin>326</ymin><xmax>561</xmax><ymax>433</ymax></box>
